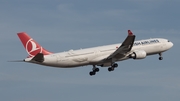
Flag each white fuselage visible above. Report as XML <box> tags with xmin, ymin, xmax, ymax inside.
<box><xmin>25</xmin><ymin>38</ymin><xmax>173</xmax><ymax>68</ymax></box>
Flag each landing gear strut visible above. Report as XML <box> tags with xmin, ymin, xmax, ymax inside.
<box><xmin>159</xmin><ymin>53</ymin><xmax>163</xmax><ymax>60</ymax></box>
<box><xmin>89</xmin><ymin>65</ymin><xmax>99</xmax><ymax>76</ymax></box>
<box><xmin>108</xmin><ymin>63</ymin><xmax>118</xmax><ymax>72</ymax></box>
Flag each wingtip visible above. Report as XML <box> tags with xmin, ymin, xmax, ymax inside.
<box><xmin>128</xmin><ymin>30</ymin><xmax>133</xmax><ymax>36</ymax></box>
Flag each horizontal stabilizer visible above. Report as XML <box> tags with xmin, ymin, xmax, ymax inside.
<box><xmin>32</xmin><ymin>53</ymin><xmax>44</xmax><ymax>62</ymax></box>
<box><xmin>8</xmin><ymin>60</ymin><xmax>24</xmax><ymax>62</ymax></box>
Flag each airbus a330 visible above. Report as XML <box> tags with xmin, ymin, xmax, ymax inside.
<box><xmin>16</xmin><ymin>30</ymin><xmax>173</xmax><ymax>76</ymax></box>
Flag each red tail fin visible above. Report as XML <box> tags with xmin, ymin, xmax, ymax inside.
<box><xmin>17</xmin><ymin>32</ymin><xmax>52</xmax><ymax>57</ymax></box>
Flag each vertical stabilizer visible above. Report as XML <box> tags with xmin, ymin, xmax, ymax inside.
<box><xmin>17</xmin><ymin>32</ymin><xmax>52</xmax><ymax>57</ymax></box>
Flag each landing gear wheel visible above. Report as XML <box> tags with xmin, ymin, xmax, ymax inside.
<box><xmin>108</xmin><ymin>67</ymin><xmax>114</xmax><ymax>72</ymax></box>
<box><xmin>95</xmin><ymin>68</ymin><xmax>99</xmax><ymax>72</ymax></box>
<box><xmin>158</xmin><ymin>53</ymin><xmax>163</xmax><ymax>60</ymax></box>
<box><xmin>89</xmin><ymin>65</ymin><xmax>99</xmax><ymax>76</ymax></box>
<box><xmin>89</xmin><ymin>71</ymin><xmax>96</xmax><ymax>76</ymax></box>
<box><xmin>112</xmin><ymin>63</ymin><xmax>118</xmax><ymax>68</ymax></box>
<box><xmin>159</xmin><ymin>57</ymin><xmax>163</xmax><ymax>60</ymax></box>
<box><xmin>108</xmin><ymin>67</ymin><xmax>112</xmax><ymax>72</ymax></box>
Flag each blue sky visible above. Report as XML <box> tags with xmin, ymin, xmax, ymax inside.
<box><xmin>0</xmin><ymin>0</ymin><xmax>180</xmax><ymax>101</ymax></box>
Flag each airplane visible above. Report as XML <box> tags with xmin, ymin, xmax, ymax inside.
<box><xmin>16</xmin><ymin>30</ymin><xmax>173</xmax><ymax>76</ymax></box>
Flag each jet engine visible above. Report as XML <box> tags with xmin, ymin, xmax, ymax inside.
<box><xmin>130</xmin><ymin>50</ymin><xmax>147</xmax><ymax>59</ymax></box>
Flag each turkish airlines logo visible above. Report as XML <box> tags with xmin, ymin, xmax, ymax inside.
<box><xmin>26</xmin><ymin>39</ymin><xmax>42</xmax><ymax>57</ymax></box>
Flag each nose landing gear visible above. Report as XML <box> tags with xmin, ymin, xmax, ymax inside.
<box><xmin>159</xmin><ymin>53</ymin><xmax>163</xmax><ymax>60</ymax></box>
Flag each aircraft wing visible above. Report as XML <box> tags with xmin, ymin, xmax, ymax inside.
<box><xmin>106</xmin><ymin>30</ymin><xmax>136</xmax><ymax>60</ymax></box>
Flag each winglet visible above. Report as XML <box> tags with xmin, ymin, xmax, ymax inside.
<box><xmin>128</xmin><ymin>30</ymin><xmax>133</xmax><ymax>36</ymax></box>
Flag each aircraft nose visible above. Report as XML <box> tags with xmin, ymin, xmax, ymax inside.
<box><xmin>168</xmin><ymin>42</ymin><xmax>174</xmax><ymax>48</ymax></box>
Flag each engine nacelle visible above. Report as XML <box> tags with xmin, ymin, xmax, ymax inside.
<box><xmin>130</xmin><ymin>50</ymin><xmax>147</xmax><ymax>59</ymax></box>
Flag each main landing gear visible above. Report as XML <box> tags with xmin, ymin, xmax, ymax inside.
<box><xmin>89</xmin><ymin>63</ymin><xmax>118</xmax><ymax>76</ymax></box>
<box><xmin>89</xmin><ymin>65</ymin><xmax>99</xmax><ymax>76</ymax></box>
<box><xmin>159</xmin><ymin>53</ymin><xmax>163</xmax><ymax>60</ymax></box>
<box><xmin>108</xmin><ymin>63</ymin><xmax>118</xmax><ymax>72</ymax></box>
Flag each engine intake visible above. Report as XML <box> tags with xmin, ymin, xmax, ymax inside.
<box><xmin>130</xmin><ymin>50</ymin><xmax>147</xmax><ymax>59</ymax></box>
